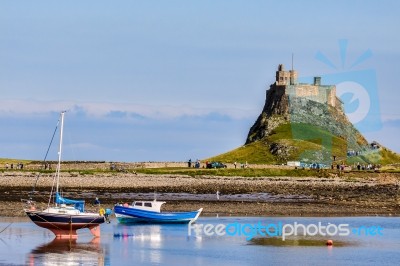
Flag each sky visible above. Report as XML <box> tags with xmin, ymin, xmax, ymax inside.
<box><xmin>1</xmin><ymin>0</ymin><xmax>399</xmax><ymax>162</ymax></box>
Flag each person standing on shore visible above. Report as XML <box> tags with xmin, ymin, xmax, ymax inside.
<box><xmin>94</xmin><ymin>197</ymin><xmax>101</xmax><ymax>206</ymax></box>
<box><xmin>188</xmin><ymin>159</ymin><xmax>192</xmax><ymax>168</ymax></box>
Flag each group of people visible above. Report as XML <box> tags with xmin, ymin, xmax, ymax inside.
<box><xmin>187</xmin><ymin>159</ymin><xmax>248</xmax><ymax>169</ymax></box>
<box><xmin>233</xmin><ymin>161</ymin><xmax>248</xmax><ymax>169</ymax></box>
<box><xmin>330</xmin><ymin>162</ymin><xmax>381</xmax><ymax>171</ymax></box>
<box><xmin>355</xmin><ymin>163</ymin><xmax>380</xmax><ymax>171</ymax></box>
<box><xmin>4</xmin><ymin>163</ymin><xmax>24</xmax><ymax>169</ymax></box>
<box><xmin>187</xmin><ymin>159</ymin><xmax>201</xmax><ymax>168</ymax></box>
<box><xmin>347</xmin><ymin>144</ymin><xmax>380</xmax><ymax>158</ymax></box>
<box><xmin>331</xmin><ymin>163</ymin><xmax>347</xmax><ymax>171</ymax></box>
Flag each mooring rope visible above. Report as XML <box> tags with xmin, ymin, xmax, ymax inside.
<box><xmin>31</xmin><ymin>212</ymin><xmax>65</xmax><ymax>232</ymax></box>
<box><xmin>0</xmin><ymin>223</ymin><xmax>13</xmax><ymax>235</ymax></box>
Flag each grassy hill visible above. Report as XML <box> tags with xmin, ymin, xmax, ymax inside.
<box><xmin>206</xmin><ymin>123</ymin><xmax>400</xmax><ymax>165</ymax></box>
<box><xmin>0</xmin><ymin>158</ymin><xmax>32</xmax><ymax>165</ymax></box>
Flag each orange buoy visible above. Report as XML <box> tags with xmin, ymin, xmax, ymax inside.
<box><xmin>326</xmin><ymin>240</ymin><xmax>333</xmax><ymax>246</ymax></box>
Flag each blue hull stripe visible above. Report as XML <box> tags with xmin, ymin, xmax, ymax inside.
<box><xmin>114</xmin><ymin>206</ymin><xmax>200</xmax><ymax>223</ymax></box>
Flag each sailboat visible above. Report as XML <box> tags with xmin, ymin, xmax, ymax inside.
<box><xmin>23</xmin><ymin>111</ymin><xmax>107</xmax><ymax>238</ymax></box>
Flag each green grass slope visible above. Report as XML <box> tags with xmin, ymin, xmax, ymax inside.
<box><xmin>206</xmin><ymin>123</ymin><xmax>400</xmax><ymax>165</ymax></box>
<box><xmin>0</xmin><ymin>158</ymin><xmax>32</xmax><ymax>165</ymax></box>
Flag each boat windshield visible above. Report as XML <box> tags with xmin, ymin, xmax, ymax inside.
<box><xmin>133</xmin><ymin>202</ymin><xmax>153</xmax><ymax>208</ymax></box>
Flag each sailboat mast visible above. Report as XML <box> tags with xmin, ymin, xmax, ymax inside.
<box><xmin>55</xmin><ymin>111</ymin><xmax>65</xmax><ymax>195</ymax></box>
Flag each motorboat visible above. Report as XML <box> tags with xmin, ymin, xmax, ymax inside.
<box><xmin>114</xmin><ymin>200</ymin><xmax>202</xmax><ymax>224</ymax></box>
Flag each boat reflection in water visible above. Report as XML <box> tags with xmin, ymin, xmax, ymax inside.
<box><xmin>113</xmin><ymin>223</ymin><xmax>167</xmax><ymax>265</ymax></box>
<box><xmin>112</xmin><ymin>222</ymin><xmax>192</xmax><ymax>265</ymax></box>
<box><xmin>28</xmin><ymin>237</ymin><xmax>109</xmax><ymax>266</ymax></box>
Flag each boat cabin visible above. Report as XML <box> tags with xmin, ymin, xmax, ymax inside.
<box><xmin>44</xmin><ymin>205</ymin><xmax>81</xmax><ymax>215</ymax></box>
<box><xmin>126</xmin><ymin>200</ymin><xmax>166</xmax><ymax>213</ymax></box>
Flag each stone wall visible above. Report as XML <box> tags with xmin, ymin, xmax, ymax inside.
<box><xmin>4</xmin><ymin>161</ymin><xmax>297</xmax><ymax>171</ymax></box>
<box><xmin>16</xmin><ymin>161</ymin><xmax>189</xmax><ymax>171</ymax></box>
<box><xmin>286</xmin><ymin>84</ymin><xmax>336</xmax><ymax>107</ymax></box>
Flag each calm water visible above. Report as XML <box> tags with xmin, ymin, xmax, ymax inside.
<box><xmin>0</xmin><ymin>216</ymin><xmax>399</xmax><ymax>265</ymax></box>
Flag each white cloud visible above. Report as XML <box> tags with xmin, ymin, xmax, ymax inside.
<box><xmin>66</xmin><ymin>142</ymin><xmax>103</xmax><ymax>150</ymax></box>
<box><xmin>0</xmin><ymin>99</ymin><xmax>257</xmax><ymax>120</ymax></box>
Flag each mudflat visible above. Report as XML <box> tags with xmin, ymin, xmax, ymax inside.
<box><xmin>1</xmin><ymin>170</ymin><xmax>399</xmax><ymax>217</ymax></box>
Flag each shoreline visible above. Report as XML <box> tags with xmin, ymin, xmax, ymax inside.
<box><xmin>3</xmin><ymin>201</ymin><xmax>398</xmax><ymax>218</ymax></box>
<box><xmin>1</xmin><ymin>171</ymin><xmax>399</xmax><ymax>217</ymax></box>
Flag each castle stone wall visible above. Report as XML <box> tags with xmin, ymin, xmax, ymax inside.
<box><xmin>285</xmin><ymin>84</ymin><xmax>336</xmax><ymax>107</ymax></box>
<box><xmin>274</xmin><ymin>65</ymin><xmax>336</xmax><ymax>107</ymax></box>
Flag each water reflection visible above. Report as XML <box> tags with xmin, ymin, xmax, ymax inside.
<box><xmin>113</xmin><ymin>223</ymin><xmax>166</xmax><ymax>264</ymax></box>
<box><xmin>249</xmin><ymin>236</ymin><xmax>357</xmax><ymax>247</ymax></box>
<box><xmin>1</xmin><ymin>217</ymin><xmax>399</xmax><ymax>266</ymax></box>
<box><xmin>28</xmin><ymin>237</ymin><xmax>109</xmax><ymax>266</ymax></box>
<box><xmin>113</xmin><ymin>223</ymin><xmax>162</xmax><ymax>245</ymax></box>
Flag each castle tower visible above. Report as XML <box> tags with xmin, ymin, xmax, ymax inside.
<box><xmin>275</xmin><ymin>64</ymin><xmax>297</xmax><ymax>85</ymax></box>
<box><xmin>314</xmin><ymin>76</ymin><xmax>321</xmax><ymax>85</ymax></box>
<box><xmin>289</xmin><ymin>69</ymin><xmax>298</xmax><ymax>85</ymax></box>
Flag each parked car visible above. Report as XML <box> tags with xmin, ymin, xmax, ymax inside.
<box><xmin>206</xmin><ymin>162</ymin><xmax>227</xmax><ymax>169</ymax></box>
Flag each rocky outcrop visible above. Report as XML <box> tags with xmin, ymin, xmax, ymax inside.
<box><xmin>288</xmin><ymin>97</ymin><xmax>367</xmax><ymax>149</ymax></box>
<box><xmin>246</xmin><ymin>77</ymin><xmax>368</xmax><ymax>152</ymax></box>
<box><xmin>246</xmin><ymin>86</ymin><xmax>288</xmax><ymax>143</ymax></box>
<box><xmin>269</xmin><ymin>142</ymin><xmax>297</xmax><ymax>161</ymax></box>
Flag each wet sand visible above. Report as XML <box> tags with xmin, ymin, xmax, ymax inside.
<box><xmin>1</xmin><ymin>171</ymin><xmax>399</xmax><ymax>217</ymax></box>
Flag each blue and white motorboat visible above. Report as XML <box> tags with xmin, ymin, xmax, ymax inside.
<box><xmin>114</xmin><ymin>200</ymin><xmax>202</xmax><ymax>224</ymax></box>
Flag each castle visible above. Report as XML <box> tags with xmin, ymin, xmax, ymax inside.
<box><xmin>218</xmin><ymin>62</ymin><xmax>394</xmax><ymax>165</ymax></box>
<box><xmin>274</xmin><ymin>64</ymin><xmax>336</xmax><ymax>107</ymax></box>
<box><xmin>246</xmin><ymin>63</ymin><xmax>348</xmax><ymax>145</ymax></box>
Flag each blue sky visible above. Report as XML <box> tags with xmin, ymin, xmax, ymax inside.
<box><xmin>1</xmin><ymin>0</ymin><xmax>399</xmax><ymax>162</ymax></box>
